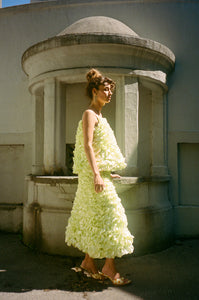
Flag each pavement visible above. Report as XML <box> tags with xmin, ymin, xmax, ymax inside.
<box><xmin>0</xmin><ymin>232</ymin><xmax>199</xmax><ymax>300</ymax></box>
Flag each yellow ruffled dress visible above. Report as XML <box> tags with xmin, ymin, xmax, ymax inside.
<box><xmin>65</xmin><ymin>116</ymin><xmax>134</xmax><ymax>258</ymax></box>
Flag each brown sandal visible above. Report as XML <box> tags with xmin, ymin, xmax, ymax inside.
<box><xmin>71</xmin><ymin>266</ymin><xmax>104</xmax><ymax>280</ymax></box>
<box><xmin>99</xmin><ymin>272</ymin><xmax>131</xmax><ymax>286</ymax></box>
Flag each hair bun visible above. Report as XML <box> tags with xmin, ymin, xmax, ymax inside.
<box><xmin>86</xmin><ymin>68</ymin><xmax>102</xmax><ymax>82</ymax></box>
<box><xmin>85</xmin><ymin>68</ymin><xmax>115</xmax><ymax>99</ymax></box>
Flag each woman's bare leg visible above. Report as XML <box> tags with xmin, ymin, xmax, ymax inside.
<box><xmin>102</xmin><ymin>258</ymin><xmax>120</xmax><ymax>280</ymax></box>
<box><xmin>81</xmin><ymin>253</ymin><xmax>98</xmax><ymax>274</ymax></box>
<box><xmin>101</xmin><ymin>258</ymin><xmax>130</xmax><ymax>285</ymax></box>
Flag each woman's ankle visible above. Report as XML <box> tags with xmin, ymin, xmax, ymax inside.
<box><xmin>102</xmin><ymin>258</ymin><xmax>119</xmax><ymax>278</ymax></box>
<box><xmin>81</xmin><ymin>255</ymin><xmax>98</xmax><ymax>273</ymax></box>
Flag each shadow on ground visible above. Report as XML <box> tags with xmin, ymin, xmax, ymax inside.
<box><xmin>1</xmin><ymin>232</ymin><xmax>199</xmax><ymax>300</ymax></box>
<box><xmin>0</xmin><ymin>232</ymin><xmax>110</xmax><ymax>293</ymax></box>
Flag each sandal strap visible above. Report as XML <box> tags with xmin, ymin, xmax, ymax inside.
<box><xmin>71</xmin><ymin>266</ymin><xmax>104</xmax><ymax>280</ymax></box>
<box><xmin>99</xmin><ymin>272</ymin><xmax>131</xmax><ymax>286</ymax></box>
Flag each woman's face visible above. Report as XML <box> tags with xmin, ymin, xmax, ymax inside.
<box><xmin>95</xmin><ymin>84</ymin><xmax>113</xmax><ymax>105</ymax></box>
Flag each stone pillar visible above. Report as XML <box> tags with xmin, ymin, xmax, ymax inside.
<box><xmin>32</xmin><ymin>89</ymin><xmax>44</xmax><ymax>175</ymax></box>
<box><xmin>55</xmin><ymin>81</ymin><xmax>66</xmax><ymax>174</ymax></box>
<box><xmin>115</xmin><ymin>76</ymin><xmax>139</xmax><ymax>176</ymax></box>
<box><xmin>115</xmin><ymin>76</ymin><xmax>125</xmax><ymax>154</ymax></box>
<box><xmin>43</xmin><ymin>78</ymin><xmax>66</xmax><ymax>174</ymax></box>
<box><xmin>151</xmin><ymin>85</ymin><xmax>168</xmax><ymax>176</ymax></box>
<box><xmin>44</xmin><ymin>78</ymin><xmax>56</xmax><ymax>174</ymax></box>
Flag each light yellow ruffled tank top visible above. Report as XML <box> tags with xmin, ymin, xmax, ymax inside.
<box><xmin>73</xmin><ymin>116</ymin><xmax>126</xmax><ymax>174</ymax></box>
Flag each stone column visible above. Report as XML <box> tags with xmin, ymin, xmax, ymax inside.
<box><xmin>115</xmin><ymin>76</ymin><xmax>139</xmax><ymax>176</ymax></box>
<box><xmin>55</xmin><ymin>81</ymin><xmax>66</xmax><ymax>174</ymax></box>
<box><xmin>32</xmin><ymin>89</ymin><xmax>44</xmax><ymax>175</ymax></box>
<box><xmin>151</xmin><ymin>85</ymin><xmax>168</xmax><ymax>176</ymax></box>
<box><xmin>44</xmin><ymin>78</ymin><xmax>56</xmax><ymax>174</ymax></box>
<box><xmin>115</xmin><ymin>76</ymin><xmax>125</xmax><ymax>154</ymax></box>
<box><xmin>43</xmin><ymin>78</ymin><xmax>66</xmax><ymax>174</ymax></box>
<box><xmin>44</xmin><ymin>78</ymin><xmax>65</xmax><ymax>175</ymax></box>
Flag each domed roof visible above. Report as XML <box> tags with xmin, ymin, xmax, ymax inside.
<box><xmin>22</xmin><ymin>16</ymin><xmax>175</xmax><ymax>80</ymax></box>
<box><xmin>57</xmin><ymin>16</ymin><xmax>139</xmax><ymax>37</ymax></box>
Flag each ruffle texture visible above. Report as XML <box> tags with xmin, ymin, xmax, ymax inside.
<box><xmin>73</xmin><ymin>117</ymin><xmax>126</xmax><ymax>174</ymax></box>
<box><xmin>65</xmin><ymin>171</ymin><xmax>134</xmax><ymax>258</ymax></box>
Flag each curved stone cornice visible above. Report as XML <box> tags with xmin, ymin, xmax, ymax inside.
<box><xmin>22</xmin><ymin>33</ymin><xmax>174</xmax><ymax>63</ymax></box>
<box><xmin>22</xmin><ymin>17</ymin><xmax>175</xmax><ymax>81</ymax></box>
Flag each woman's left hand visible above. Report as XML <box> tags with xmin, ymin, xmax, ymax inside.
<box><xmin>111</xmin><ymin>173</ymin><xmax>121</xmax><ymax>179</ymax></box>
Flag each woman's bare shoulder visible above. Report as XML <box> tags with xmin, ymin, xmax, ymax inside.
<box><xmin>83</xmin><ymin>109</ymin><xmax>98</xmax><ymax>124</ymax></box>
<box><xmin>83</xmin><ymin>109</ymin><xmax>97</xmax><ymax>116</ymax></box>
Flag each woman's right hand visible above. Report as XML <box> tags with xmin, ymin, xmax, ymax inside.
<box><xmin>94</xmin><ymin>173</ymin><xmax>105</xmax><ymax>193</ymax></box>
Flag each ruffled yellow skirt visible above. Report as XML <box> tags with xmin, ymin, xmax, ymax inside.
<box><xmin>65</xmin><ymin>170</ymin><xmax>134</xmax><ymax>258</ymax></box>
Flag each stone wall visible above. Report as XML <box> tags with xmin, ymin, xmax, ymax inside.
<box><xmin>0</xmin><ymin>0</ymin><xmax>198</xmax><ymax>242</ymax></box>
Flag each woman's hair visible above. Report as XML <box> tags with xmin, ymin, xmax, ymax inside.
<box><xmin>86</xmin><ymin>69</ymin><xmax>115</xmax><ymax>100</ymax></box>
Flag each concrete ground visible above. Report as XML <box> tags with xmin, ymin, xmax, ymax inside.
<box><xmin>0</xmin><ymin>232</ymin><xmax>199</xmax><ymax>300</ymax></box>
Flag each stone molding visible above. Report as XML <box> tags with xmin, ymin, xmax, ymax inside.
<box><xmin>22</xmin><ymin>33</ymin><xmax>175</xmax><ymax>79</ymax></box>
<box><xmin>22</xmin><ymin>34</ymin><xmax>174</xmax><ymax>63</ymax></box>
<box><xmin>26</xmin><ymin>175</ymin><xmax>170</xmax><ymax>184</ymax></box>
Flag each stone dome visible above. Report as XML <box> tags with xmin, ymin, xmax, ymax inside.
<box><xmin>57</xmin><ymin>16</ymin><xmax>139</xmax><ymax>37</ymax></box>
<box><xmin>22</xmin><ymin>16</ymin><xmax>175</xmax><ymax>81</ymax></box>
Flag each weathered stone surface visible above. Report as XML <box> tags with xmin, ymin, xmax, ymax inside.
<box><xmin>24</xmin><ymin>175</ymin><xmax>173</xmax><ymax>256</ymax></box>
<box><xmin>57</xmin><ymin>16</ymin><xmax>139</xmax><ymax>37</ymax></box>
<box><xmin>28</xmin><ymin>175</ymin><xmax>78</xmax><ymax>184</ymax></box>
<box><xmin>22</xmin><ymin>16</ymin><xmax>175</xmax><ymax>80</ymax></box>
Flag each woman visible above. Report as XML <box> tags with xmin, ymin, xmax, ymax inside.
<box><xmin>65</xmin><ymin>69</ymin><xmax>134</xmax><ymax>285</ymax></box>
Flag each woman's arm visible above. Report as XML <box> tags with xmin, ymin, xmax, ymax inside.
<box><xmin>82</xmin><ymin>110</ymin><xmax>105</xmax><ymax>193</ymax></box>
